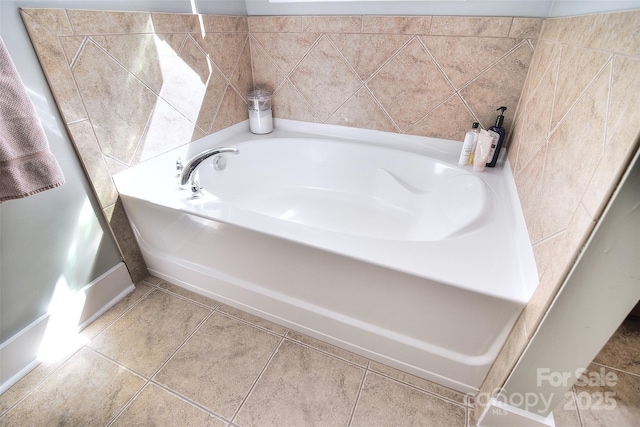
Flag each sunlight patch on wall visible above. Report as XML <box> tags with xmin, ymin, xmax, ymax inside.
<box><xmin>37</xmin><ymin>276</ymin><xmax>89</xmax><ymax>362</ymax></box>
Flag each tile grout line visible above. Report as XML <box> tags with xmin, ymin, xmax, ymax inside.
<box><xmin>67</xmin><ymin>36</ymin><xmax>89</xmax><ymax>69</ymax></box>
<box><xmin>248</xmin><ymin>33</ymin><xmax>290</xmax><ymax>95</ymax></box>
<box><xmin>147</xmin><ymin>282</ymin><xmax>221</xmax><ymax>312</ymax></box>
<box><xmin>360</xmin><ymin>35</ymin><xmax>422</xmax><ymax>133</ymax></box>
<box><xmin>507</xmin><ymin>17</ymin><xmax>514</xmax><ymax>39</ymax></box>
<box><xmin>0</xmin><ymin>343</ymin><xmax>89</xmax><ymax>419</ymax></box>
<box><xmin>144</xmin><ymin>378</ymin><xmax>232</xmax><ymax>425</ymax></box>
<box><xmin>213</xmin><ymin>309</ymin><xmax>288</xmax><ymax>338</ymax></box>
<box><xmin>283</xmin><ymin>335</ymin><xmax>368</xmax><ymax>371</ymax></box>
<box><xmin>361</xmin><ymin>35</ymin><xmax>415</xmax><ymax>87</ymax></box>
<box><xmin>87</xmin><ymin>283</ymin><xmax>157</xmax><ymax>341</ymax></box>
<box><xmin>547</xmin><ymin>52</ymin><xmax>614</xmax><ymax>138</ymax></box>
<box><xmin>229</xmin><ymin>335</ymin><xmax>287</xmax><ymax>424</ymax></box>
<box><xmin>514</xmin><ymin>41</ymin><xmax>550</xmax><ymax>119</ymax></box>
<box><xmin>77</xmin><ymin>37</ymin><xmax>158</xmax><ymax>167</ymax></box>
<box><xmin>105</xmin><ymin>379</ymin><xmax>151</xmax><ymax>427</ymax></box>
<box><xmin>603</xmin><ymin>56</ymin><xmax>615</xmax><ymax>153</ymax></box>
<box><xmin>364</xmin><ymin>367</ymin><xmax>470</xmax><ymax>410</ymax></box>
<box><xmin>453</xmin><ymin>38</ymin><xmax>532</xmax><ymax>95</ymax></box>
<box><xmin>346</xmin><ymin>362</ymin><xmax>369</xmax><ymax>426</ymax></box>
<box><xmin>75</xmin><ymin>347</ymin><xmax>153</xmax><ymax>427</ymax></box>
<box><xmin>225</xmin><ymin>32</ymin><xmax>250</xmax><ymax>98</ymax></box>
<box><xmin>571</xmin><ymin>386</ymin><xmax>586</xmax><ymax>427</ymax></box>
<box><xmin>591</xmin><ymin>362</ymin><xmax>640</xmax><ymax>379</ymax></box>
<box><xmin>149</xmin><ymin>308</ymin><xmax>216</xmax><ymax>380</ymax></box>
<box><xmin>406</xmin><ymin>36</ymin><xmax>460</xmax><ymax>130</ymax></box>
<box><xmin>320</xmin><ymin>35</ymin><xmax>366</xmax><ymax>125</ymax></box>
<box><xmin>281</xmin><ymin>34</ymin><xmax>335</xmax><ymax>121</ymax></box>
<box><xmin>86</xmin><ymin>346</ymin><xmax>152</xmax><ymax>380</ymax></box>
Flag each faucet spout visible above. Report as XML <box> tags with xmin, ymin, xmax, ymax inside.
<box><xmin>179</xmin><ymin>147</ymin><xmax>239</xmax><ymax>186</ymax></box>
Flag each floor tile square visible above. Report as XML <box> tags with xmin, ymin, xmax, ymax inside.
<box><xmin>234</xmin><ymin>339</ymin><xmax>364</xmax><ymax>427</ymax></box>
<box><xmin>350</xmin><ymin>371</ymin><xmax>466</xmax><ymax>427</ymax></box>
<box><xmin>369</xmin><ymin>361</ymin><xmax>467</xmax><ymax>405</ymax></box>
<box><xmin>158</xmin><ymin>280</ymin><xmax>221</xmax><ymax>309</ymax></box>
<box><xmin>286</xmin><ymin>330</ymin><xmax>369</xmax><ymax>367</ymax></box>
<box><xmin>593</xmin><ymin>317</ymin><xmax>640</xmax><ymax>375</ymax></box>
<box><xmin>575</xmin><ymin>364</ymin><xmax>640</xmax><ymax>427</ymax></box>
<box><xmin>217</xmin><ymin>303</ymin><xmax>287</xmax><ymax>335</ymax></box>
<box><xmin>155</xmin><ymin>312</ymin><xmax>281</xmax><ymax>419</ymax></box>
<box><xmin>89</xmin><ymin>289</ymin><xmax>211</xmax><ymax>377</ymax></box>
<box><xmin>112</xmin><ymin>383</ymin><xmax>225</xmax><ymax>426</ymax></box>
<box><xmin>0</xmin><ymin>348</ymin><xmax>144</xmax><ymax>426</ymax></box>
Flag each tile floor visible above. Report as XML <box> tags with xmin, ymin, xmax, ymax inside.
<box><xmin>547</xmin><ymin>315</ymin><xmax>640</xmax><ymax>427</ymax></box>
<box><xmin>0</xmin><ymin>276</ymin><xmax>638</xmax><ymax>426</ymax></box>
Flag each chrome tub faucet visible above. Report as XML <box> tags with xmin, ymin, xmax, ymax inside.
<box><xmin>178</xmin><ymin>147</ymin><xmax>239</xmax><ymax>197</ymax></box>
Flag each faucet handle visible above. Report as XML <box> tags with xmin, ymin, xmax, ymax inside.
<box><xmin>175</xmin><ymin>157</ymin><xmax>183</xmax><ymax>177</ymax></box>
<box><xmin>191</xmin><ymin>179</ymin><xmax>203</xmax><ymax>198</ymax></box>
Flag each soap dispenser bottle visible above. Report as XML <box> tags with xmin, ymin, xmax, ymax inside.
<box><xmin>486</xmin><ymin>106</ymin><xmax>507</xmax><ymax>167</ymax></box>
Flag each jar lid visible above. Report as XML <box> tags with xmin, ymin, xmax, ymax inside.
<box><xmin>247</xmin><ymin>89</ymin><xmax>272</xmax><ymax>101</ymax></box>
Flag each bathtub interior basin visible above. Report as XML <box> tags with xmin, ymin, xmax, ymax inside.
<box><xmin>197</xmin><ymin>138</ymin><xmax>492</xmax><ymax>241</ymax></box>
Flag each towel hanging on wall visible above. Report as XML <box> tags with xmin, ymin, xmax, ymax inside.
<box><xmin>0</xmin><ymin>36</ymin><xmax>64</xmax><ymax>203</ymax></box>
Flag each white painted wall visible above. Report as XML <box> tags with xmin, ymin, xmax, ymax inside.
<box><xmin>549</xmin><ymin>0</ymin><xmax>640</xmax><ymax>17</ymax></box>
<box><xmin>245</xmin><ymin>0</ymin><xmax>553</xmax><ymax>16</ymax></box>
<box><xmin>245</xmin><ymin>0</ymin><xmax>639</xmax><ymax>17</ymax></box>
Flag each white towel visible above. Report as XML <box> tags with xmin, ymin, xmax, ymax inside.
<box><xmin>0</xmin><ymin>37</ymin><xmax>64</xmax><ymax>203</ymax></box>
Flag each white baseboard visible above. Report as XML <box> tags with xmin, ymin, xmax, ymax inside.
<box><xmin>0</xmin><ymin>262</ymin><xmax>134</xmax><ymax>394</ymax></box>
<box><xmin>478</xmin><ymin>398</ymin><xmax>555</xmax><ymax>427</ymax></box>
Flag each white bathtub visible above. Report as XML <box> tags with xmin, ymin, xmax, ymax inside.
<box><xmin>114</xmin><ymin>119</ymin><xmax>538</xmax><ymax>394</ymax></box>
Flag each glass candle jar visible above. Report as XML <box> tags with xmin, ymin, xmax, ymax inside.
<box><xmin>247</xmin><ymin>90</ymin><xmax>273</xmax><ymax>134</ymax></box>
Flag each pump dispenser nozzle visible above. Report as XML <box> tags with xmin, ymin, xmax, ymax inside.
<box><xmin>495</xmin><ymin>106</ymin><xmax>507</xmax><ymax>127</ymax></box>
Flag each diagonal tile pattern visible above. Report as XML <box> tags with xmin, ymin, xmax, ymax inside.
<box><xmin>329</xmin><ymin>33</ymin><xmax>411</xmax><ymax>81</ymax></box>
<box><xmin>21</xmin><ymin>8</ymin><xmax>253</xmax><ymax>283</ymax></box>
<box><xmin>478</xmin><ymin>12</ymin><xmax>640</xmax><ymax>422</ymax></box>
<box><xmin>368</xmin><ymin>37</ymin><xmax>454</xmax><ymax>131</ymax></box>
<box><xmin>422</xmin><ymin>36</ymin><xmax>520</xmax><ymax>89</ymax></box>
<box><xmin>505</xmin><ymin>12</ymin><xmax>640</xmax><ymax>340</ymax></box>
<box><xmin>250</xmin><ymin>15</ymin><xmax>537</xmax><ymax>139</ymax></box>
<box><xmin>289</xmin><ymin>35</ymin><xmax>362</xmax><ymax>121</ymax></box>
<box><xmin>251</xmin><ymin>31</ymin><xmax>320</xmax><ymax>76</ymax></box>
<box><xmin>72</xmin><ymin>39</ymin><xmax>158</xmax><ymax>164</ymax></box>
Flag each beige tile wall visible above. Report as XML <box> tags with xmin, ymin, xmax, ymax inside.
<box><xmin>248</xmin><ymin>15</ymin><xmax>542</xmax><ymax>140</ymax></box>
<box><xmin>474</xmin><ymin>10</ymin><xmax>640</xmax><ymax>423</ymax></box>
<box><xmin>21</xmin><ymin>9</ymin><xmax>252</xmax><ymax>282</ymax></box>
